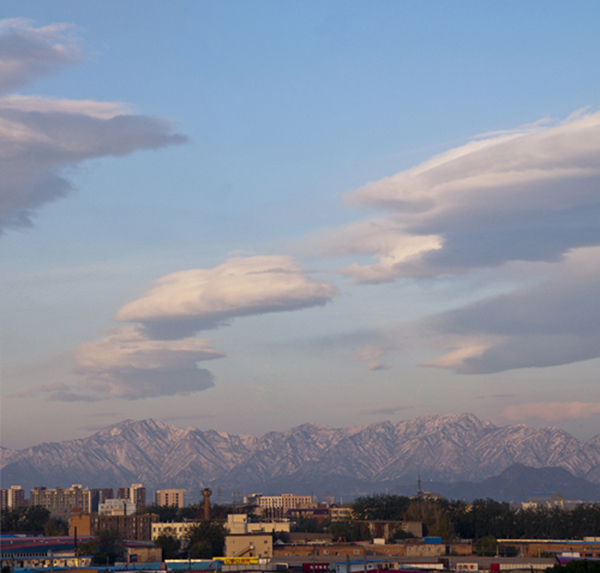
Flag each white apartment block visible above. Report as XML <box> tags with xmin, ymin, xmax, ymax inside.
<box><xmin>252</xmin><ymin>493</ymin><xmax>315</xmax><ymax>511</ymax></box>
<box><xmin>98</xmin><ymin>498</ymin><xmax>137</xmax><ymax>516</ymax></box>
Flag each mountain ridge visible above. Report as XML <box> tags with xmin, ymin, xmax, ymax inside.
<box><xmin>2</xmin><ymin>413</ymin><xmax>599</xmax><ymax>499</ymax></box>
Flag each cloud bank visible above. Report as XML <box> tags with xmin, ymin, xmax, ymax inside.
<box><xmin>318</xmin><ymin>110</ymin><xmax>600</xmax><ymax>283</ymax></box>
<box><xmin>0</xmin><ymin>19</ymin><xmax>186</xmax><ymax>234</ymax></box>
<box><xmin>323</xmin><ymin>111</ymin><xmax>600</xmax><ymax>375</ymax></box>
<box><xmin>40</xmin><ymin>256</ymin><xmax>339</xmax><ymax>401</ymax></box>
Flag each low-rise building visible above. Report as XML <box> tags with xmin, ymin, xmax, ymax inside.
<box><xmin>225</xmin><ymin>534</ymin><xmax>273</xmax><ymax>558</ymax></box>
<box><xmin>152</xmin><ymin>521</ymin><xmax>197</xmax><ymax>540</ymax></box>
<box><xmin>226</xmin><ymin>514</ymin><xmax>290</xmax><ymax>534</ymax></box>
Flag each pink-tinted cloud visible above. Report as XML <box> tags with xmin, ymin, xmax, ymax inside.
<box><xmin>0</xmin><ymin>19</ymin><xmax>186</xmax><ymax>234</ymax></box>
<box><xmin>502</xmin><ymin>402</ymin><xmax>600</xmax><ymax>422</ymax></box>
<box><xmin>116</xmin><ymin>255</ymin><xmax>340</xmax><ymax>337</ymax></box>
<box><xmin>314</xmin><ymin>110</ymin><xmax>600</xmax><ymax>283</ymax></box>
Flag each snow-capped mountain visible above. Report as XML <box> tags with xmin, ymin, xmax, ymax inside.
<box><xmin>2</xmin><ymin>414</ymin><xmax>599</xmax><ymax>499</ymax></box>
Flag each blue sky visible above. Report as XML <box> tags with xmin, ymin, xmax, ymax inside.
<box><xmin>1</xmin><ymin>1</ymin><xmax>600</xmax><ymax>450</ymax></box>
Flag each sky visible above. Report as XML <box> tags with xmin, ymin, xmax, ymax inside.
<box><xmin>1</xmin><ymin>1</ymin><xmax>600</xmax><ymax>450</ymax></box>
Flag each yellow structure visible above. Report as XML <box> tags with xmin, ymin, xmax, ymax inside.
<box><xmin>225</xmin><ymin>534</ymin><xmax>273</xmax><ymax>558</ymax></box>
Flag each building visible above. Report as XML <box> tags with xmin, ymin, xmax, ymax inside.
<box><xmin>0</xmin><ymin>486</ymin><xmax>25</xmax><ymax>509</ymax></box>
<box><xmin>117</xmin><ymin>484</ymin><xmax>146</xmax><ymax>512</ymax></box>
<box><xmin>98</xmin><ymin>498</ymin><xmax>137</xmax><ymax>516</ymax></box>
<box><xmin>69</xmin><ymin>512</ymin><xmax>159</xmax><ymax>541</ymax></box>
<box><xmin>330</xmin><ymin>506</ymin><xmax>354</xmax><ymax>521</ymax></box>
<box><xmin>226</xmin><ymin>514</ymin><xmax>290</xmax><ymax>535</ymax></box>
<box><xmin>30</xmin><ymin>485</ymin><xmax>91</xmax><ymax>512</ymax></box>
<box><xmin>225</xmin><ymin>534</ymin><xmax>273</xmax><ymax>558</ymax></box>
<box><xmin>156</xmin><ymin>488</ymin><xmax>184</xmax><ymax>508</ymax></box>
<box><xmin>89</xmin><ymin>488</ymin><xmax>114</xmax><ymax>512</ymax></box>
<box><xmin>497</xmin><ymin>538</ymin><xmax>600</xmax><ymax>558</ymax></box>
<box><xmin>152</xmin><ymin>521</ymin><xmax>197</xmax><ymax>540</ymax></box>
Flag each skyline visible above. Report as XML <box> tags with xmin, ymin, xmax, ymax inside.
<box><xmin>1</xmin><ymin>2</ymin><xmax>600</xmax><ymax>450</ymax></box>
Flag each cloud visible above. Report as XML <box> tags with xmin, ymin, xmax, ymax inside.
<box><xmin>9</xmin><ymin>381</ymin><xmax>101</xmax><ymax>402</ymax></box>
<box><xmin>12</xmin><ymin>326</ymin><xmax>224</xmax><ymax>401</ymax></box>
<box><xmin>419</xmin><ymin>247</ymin><xmax>600</xmax><ymax>373</ymax></box>
<box><xmin>353</xmin><ymin>344</ymin><xmax>392</xmax><ymax>371</ymax></box>
<box><xmin>71</xmin><ymin>325</ymin><xmax>223</xmax><ymax>400</ymax></box>
<box><xmin>0</xmin><ymin>19</ymin><xmax>81</xmax><ymax>92</ymax></box>
<box><xmin>364</xmin><ymin>405</ymin><xmax>409</xmax><ymax>416</ymax></box>
<box><xmin>501</xmin><ymin>402</ymin><xmax>600</xmax><ymax>422</ymax></box>
<box><xmin>316</xmin><ymin>110</ymin><xmax>600</xmax><ymax>283</ymax></box>
<box><xmin>56</xmin><ymin>256</ymin><xmax>339</xmax><ymax>400</ymax></box>
<box><xmin>115</xmin><ymin>255</ymin><xmax>340</xmax><ymax>337</ymax></box>
<box><xmin>0</xmin><ymin>20</ymin><xmax>187</xmax><ymax>234</ymax></box>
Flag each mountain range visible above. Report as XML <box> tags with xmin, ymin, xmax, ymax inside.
<box><xmin>2</xmin><ymin>413</ymin><xmax>600</xmax><ymax>501</ymax></box>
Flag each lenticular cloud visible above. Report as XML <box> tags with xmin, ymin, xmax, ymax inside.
<box><xmin>58</xmin><ymin>256</ymin><xmax>339</xmax><ymax>400</ymax></box>
<box><xmin>0</xmin><ymin>19</ymin><xmax>186</xmax><ymax>234</ymax></box>
<box><xmin>326</xmin><ymin>110</ymin><xmax>600</xmax><ymax>283</ymax></box>
<box><xmin>330</xmin><ymin>110</ymin><xmax>600</xmax><ymax>374</ymax></box>
<box><xmin>115</xmin><ymin>255</ymin><xmax>341</xmax><ymax>337</ymax></box>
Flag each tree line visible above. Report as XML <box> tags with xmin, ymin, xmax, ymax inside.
<box><xmin>349</xmin><ymin>495</ymin><xmax>600</xmax><ymax>542</ymax></box>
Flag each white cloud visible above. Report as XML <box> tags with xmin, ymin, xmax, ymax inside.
<box><xmin>502</xmin><ymin>401</ymin><xmax>600</xmax><ymax>422</ymax></box>
<box><xmin>0</xmin><ymin>19</ymin><xmax>81</xmax><ymax>92</ymax></box>
<box><xmin>0</xmin><ymin>20</ymin><xmax>186</xmax><ymax>234</ymax></box>
<box><xmin>70</xmin><ymin>325</ymin><xmax>223</xmax><ymax>400</ymax></box>
<box><xmin>115</xmin><ymin>255</ymin><xmax>340</xmax><ymax>336</ymax></box>
<box><xmin>319</xmin><ymin>110</ymin><xmax>600</xmax><ymax>283</ymax></box>
<box><xmin>419</xmin><ymin>246</ymin><xmax>600</xmax><ymax>373</ymax></box>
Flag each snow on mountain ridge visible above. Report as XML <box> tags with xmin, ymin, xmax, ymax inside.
<box><xmin>2</xmin><ymin>413</ymin><xmax>599</xmax><ymax>496</ymax></box>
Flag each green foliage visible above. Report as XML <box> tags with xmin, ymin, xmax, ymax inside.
<box><xmin>475</xmin><ymin>535</ymin><xmax>497</xmax><ymax>556</ymax></box>
<box><xmin>1</xmin><ymin>505</ymin><xmax>50</xmax><ymax>533</ymax></box>
<box><xmin>155</xmin><ymin>533</ymin><xmax>181</xmax><ymax>560</ymax></box>
<box><xmin>328</xmin><ymin>519</ymin><xmax>369</xmax><ymax>542</ymax></box>
<box><xmin>185</xmin><ymin>521</ymin><xmax>227</xmax><ymax>559</ymax></box>
<box><xmin>352</xmin><ymin>494</ymin><xmax>412</xmax><ymax>521</ymax></box>
<box><xmin>290</xmin><ymin>516</ymin><xmax>323</xmax><ymax>533</ymax></box>
<box><xmin>78</xmin><ymin>539</ymin><xmax>98</xmax><ymax>558</ymax></box>
<box><xmin>404</xmin><ymin>499</ymin><xmax>454</xmax><ymax>542</ymax></box>
<box><xmin>44</xmin><ymin>517</ymin><xmax>68</xmax><ymax>536</ymax></box>
<box><xmin>546</xmin><ymin>561</ymin><xmax>600</xmax><ymax>573</ymax></box>
<box><xmin>139</xmin><ymin>503</ymin><xmax>179</xmax><ymax>522</ymax></box>
<box><xmin>349</xmin><ymin>495</ymin><xmax>600</xmax><ymax>543</ymax></box>
<box><xmin>94</xmin><ymin>528</ymin><xmax>124</xmax><ymax>565</ymax></box>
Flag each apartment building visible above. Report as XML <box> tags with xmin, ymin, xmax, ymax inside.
<box><xmin>155</xmin><ymin>488</ymin><xmax>184</xmax><ymax>508</ymax></box>
<box><xmin>0</xmin><ymin>485</ymin><xmax>25</xmax><ymax>509</ymax></box>
<box><xmin>30</xmin><ymin>485</ymin><xmax>91</xmax><ymax>512</ymax></box>
<box><xmin>117</xmin><ymin>483</ymin><xmax>146</xmax><ymax>511</ymax></box>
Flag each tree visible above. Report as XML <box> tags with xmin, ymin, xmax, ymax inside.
<box><xmin>139</xmin><ymin>503</ymin><xmax>178</xmax><ymax>522</ymax></box>
<box><xmin>155</xmin><ymin>533</ymin><xmax>181</xmax><ymax>560</ymax></box>
<box><xmin>1</xmin><ymin>506</ymin><xmax>51</xmax><ymax>533</ymax></box>
<box><xmin>404</xmin><ymin>500</ymin><xmax>454</xmax><ymax>542</ymax></box>
<box><xmin>290</xmin><ymin>516</ymin><xmax>322</xmax><ymax>533</ymax></box>
<box><xmin>44</xmin><ymin>518</ymin><xmax>68</xmax><ymax>537</ymax></box>
<box><xmin>185</xmin><ymin>522</ymin><xmax>227</xmax><ymax>559</ymax></box>
<box><xmin>475</xmin><ymin>535</ymin><xmax>497</xmax><ymax>557</ymax></box>
<box><xmin>95</xmin><ymin>528</ymin><xmax>124</xmax><ymax>565</ymax></box>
